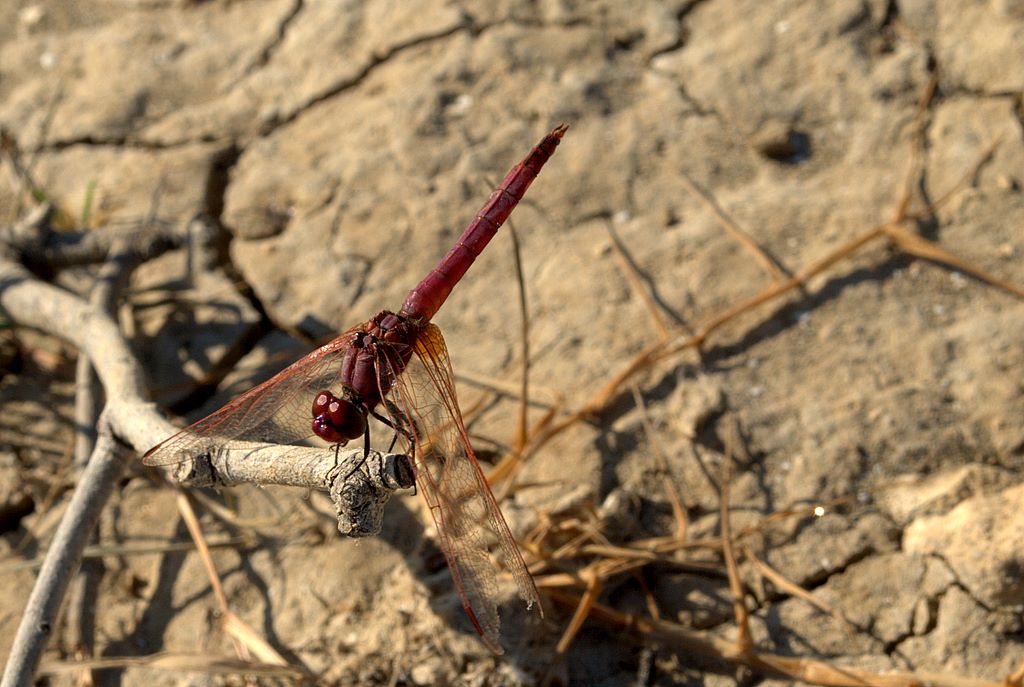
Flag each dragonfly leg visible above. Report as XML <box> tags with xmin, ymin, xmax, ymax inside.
<box><xmin>370</xmin><ymin>406</ymin><xmax>415</xmax><ymax>452</ymax></box>
<box><xmin>339</xmin><ymin>406</ymin><xmax>416</xmax><ymax>487</ymax></box>
<box><xmin>382</xmin><ymin>399</ymin><xmax>418</xmax><ymax>496</ymax></box>
<box><xmin>382</xmin><ymin>399</ymin><xmax>417</xmax><ymax>451</ymax></box>
<box><xmin>369</xmin><ymin>407</ymin><xmax>396</xmax><ymax>430</ymax></box>
<box><xmin>338</xmin><ymin>402</ymin><xmax>418</xmax><ymax>489</ymax></box>
<box><xmin>340</xmin><ymin>408</ymin><xmax>375</xmax><ymax>482</ymax></box>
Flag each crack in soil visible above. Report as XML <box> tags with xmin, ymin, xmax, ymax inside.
<box><xmin>242</xmin><ymin>0</ymin><xmax>305</xmax><ymax>78</ymax></box>
<box><xmin>33</xmin><ymin>135</ymin><xmax>197</xmax><ymax>153</ymax></box>
<box><xmin>646</xmin><ymin>0</ymin><xmax>714</xmax><ymax>62</ymax></box>
<box><xmin>259</xmin><ymin>19</ymin><xmax>472</xmax><ymax>136</ymax></box>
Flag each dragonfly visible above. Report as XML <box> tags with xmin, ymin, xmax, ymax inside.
<box><xmin>144</xmin><ymin>124</ymin><xmax>567</xmax><ymax>653</ymax></box>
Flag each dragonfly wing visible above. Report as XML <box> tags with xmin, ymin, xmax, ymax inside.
<box><xmin>143</xmin><ymin>327</ymin><xmax>361</xmax><ymax>466</ymax></box>
<box><xmin>380</xmin><ymin>324</ymin><xmax>540</xmax><ymax>653</ymax></box>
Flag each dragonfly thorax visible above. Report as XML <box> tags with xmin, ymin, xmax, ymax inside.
<box><xmin>311</xmin><ymin>389</ymin><xmax>366</xmax><ymax>443</ymax></box>
<box><xmin>310</xmin><ymin>313</ymin><xmax>417</xmax><ymax>446</ymax></box>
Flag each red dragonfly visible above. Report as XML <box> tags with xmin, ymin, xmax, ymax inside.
<box><xmin>144</xmin><ymin>125</ymin><xmax>567</xmax><ymax>653</ymax></box>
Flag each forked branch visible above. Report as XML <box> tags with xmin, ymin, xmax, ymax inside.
<box><xmin>0</xmin><ymin>212</ymin><xmax>411</xmax><ymax>686</ymax></box>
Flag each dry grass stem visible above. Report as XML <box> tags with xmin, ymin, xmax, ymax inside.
<box><xmin>882</xmin><ymin>223</ymin><xmax>1024</xmax><ymax>298</ymax></box>
<box><xmin>736</xmin><ymin>496</ymin><xmax>855</xmax><ymax>536</ymax></box>
<box><xmin>925</xmin><ymin>136</ymin><xmax>1003</xmax><ymax>214</ymax></box>
<box><xmin>632</xmin><ymin>570</ymin><xmax>663</xmax><ymax>621</ymax></box>
<box><xmin>891</xmin><ymin>72</ymin><xmax>938</xmax><ymax>219</ymax></box>
<box><xmin>0</xmin><ymin>535</ymin><xmax>250</xmax><ymax>574</ymax></box>
<box><xmin>607</xmin><ymin>220</ymin><xmax>672</xmax><ymax>340</ymax></box>
<box><xmin>546</xmin><ymin>591</ymin><xmax>1004</xmax><ymax>687</ymax></box>
<box><xmin>741</xmin><ymin>545</ymin><xmax>853</xmax><ymax>631</ymax></box>
<box><xmin>173</xmin><ymin>489</ymin><xmax>288</xmax><ymax>667</ymax></box>
<box><xmin>37</xmin><ymin>653</ymin><xmax>305</xmax><ymax>679</ymax></box>
<box><xmin>488</xmin><ymin>402</ymin><xmax>562</xmax><ymax>492</ymax></box>
<box><xmin>554</xmin><ymin>571</ymin><xmax>602</xmax><ymax>655</ymax></box>
<box><xmin>174</xmin><ymin>490</ymin><xmax>230</xmax><ymax>613</ymax></box>
<box><xmin>630</xmin><ymin>384</ymin><xmax>688</xmax><ymax>542</ymax></box>
<box><xmin>719</xmin><ymin>430</ymin><xmax>751</xmax><ymax>652</ymax></box>
<box><xmin>507</xmin><ymin>220</ymin><xmax>532</xmax><ymax>453</ymax></box>
<box><xmin>680</xmin><ymin>173</ymin><xmax>788</xmax><ymax>283</ymax></box>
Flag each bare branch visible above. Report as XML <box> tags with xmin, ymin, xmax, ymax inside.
<box><xmin>0</xmin><ymin>226</ymin><xmax>412</xmax><ymax>684</ymax></box>
<box><xmin>174</xmin><ymin>444</ymin><xmax>414</xmax><ymax>538</ymax></box>
<box><xmin>1</xmin><ymin>433</ymin><xmax>126</xmax><ymax>687</ymax></box>
<box><xmin>1</xmin><ymin>207</ymin><xmax>206</xmax><ymax>269</ymax></box>
<box><xmin>65</xmin><ymin>241</ymin><xmax>134</xmax><ymax>678</ymax></box>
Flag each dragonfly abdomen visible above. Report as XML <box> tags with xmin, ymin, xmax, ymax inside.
<box><xmin>399</xmin><ymin>124</ymin><xmax>567</xmax><ymax>322</ymax></box>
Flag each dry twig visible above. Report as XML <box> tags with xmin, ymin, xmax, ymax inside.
<box><xmin>64</xmin><ymin>241</ymin><xmax>134</xmax><ymax>684</ymax></box>
<box><xmin>545</xmin><ymin>591</ymin><xmax>1004</xmax><ymax>687</ymax></box>
<box><xmin>37</xmin><ymin>653</ymin><xmax>306</xmax><ymax>679</ymax></box>
<box><xmin>680</xmin><ymin>172</ymin><xmax>789</xmax><ymax>283</ymax></box>
<box><xmin>719</xmin><ymin>435</ymin><xmax>751</xmax><ymax>653</ymax></box>
<box><xmin>507</xmin><ymin>220</ymin><xmax>531</xmax><ymax>453</ymax></box>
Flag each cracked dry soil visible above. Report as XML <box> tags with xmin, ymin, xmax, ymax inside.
<box><xmin>1</xmin><ymin>1</ymin><xmax>1023</xmax><ymax>685</ymax></box>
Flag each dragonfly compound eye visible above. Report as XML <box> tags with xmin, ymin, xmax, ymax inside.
<box><xmin>311</xmin><ymin>390</ymin><xmax>367</xmax><ymax>443</ymax></box>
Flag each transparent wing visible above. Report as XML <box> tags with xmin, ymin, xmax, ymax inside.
<box><xmin>143</xmin><ymin>326</ymin><xmax>362</xmax><ymax>466</ymax></box>
<box><xmin>380</xmin><ymin>324</ymin><xmax>540</xmax><ymax>653</ymax></box>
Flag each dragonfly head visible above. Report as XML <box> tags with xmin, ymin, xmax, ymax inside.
<box><xmin>312</xmin><ymin>390</ymin><xmax>366</xmax><ymax>444</ymax></box>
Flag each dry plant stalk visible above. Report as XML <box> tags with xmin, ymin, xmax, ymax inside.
<box><xmin>544</xmin><ymin>590</ymin><xmax>1004</xmax><ymax>687</ymax></box>
<box><xmin>719</xmin><ymin>430</ymin><xmax>751</xmax><ymax>653</ymax></box>
<box><xmin>37</xmin><ymin>654</ymin><xmax>306</xmax><ymax>680</ymax></box>
<box><xmin>741</xmin><ymin>545</ymin><xmax>854</xmax><ymax>631</ymax></box>
<box><xmin>173</xmin><ymin>488</ymin><xmax>290</xmax><ymax>667</ymax></box>
<box><xmin>507</xmin><ymin>220</ymin><xmax>532</xmax><ymax>453</ymax></box>
<box><xmin>630</xmin><ymin>384</ymin><xmax>688</xmax><ymax>542</ymax></box>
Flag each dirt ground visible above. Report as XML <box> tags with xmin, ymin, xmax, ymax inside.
<box><xmin>1</xmin><ymin>0</ymin><xmax>1023</xmax><ymax>685</ymax></box>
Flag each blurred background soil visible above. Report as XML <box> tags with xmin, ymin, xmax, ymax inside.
<box><xmin>1</xmin><ymin>0</ymin><xmax>1023</xmax><ymax>685</ymax></box>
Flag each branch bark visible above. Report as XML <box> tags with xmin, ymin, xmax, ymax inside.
<box><xmin>7</xmin><ymin>210</ymin><xmax>204</xmax><ymax>269</ymax></box>
<box><xmin>2</xmin><ymin>434</ymin><xmax>125</xmax><ymax>687</ymax></box>
<box><xmin>65</xmin><ymin>241</ymin><xmax>133</xmax><ymax>679</ymax></box>
<box><xmin>175</xmin><ymin>444</ymin><xmax>414</xmax><ymax>537</ymax></box>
